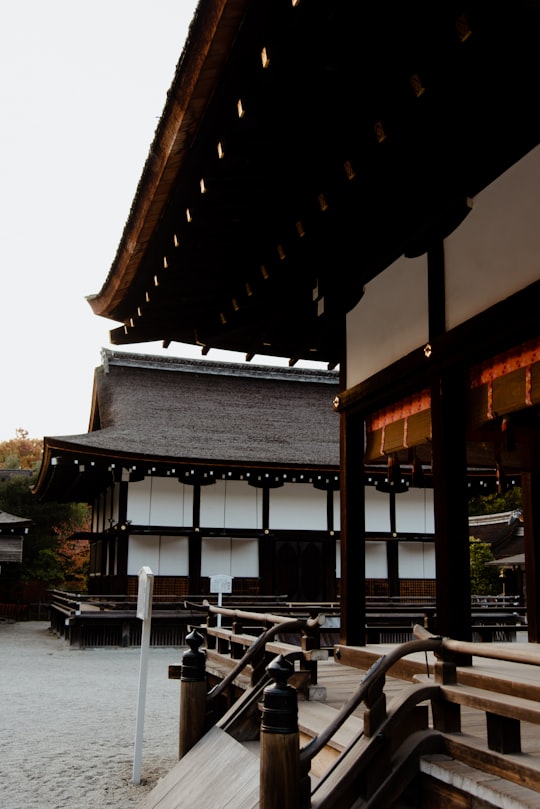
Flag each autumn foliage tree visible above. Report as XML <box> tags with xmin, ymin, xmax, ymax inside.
<box><xmin>0</xmin><ymin>428</ymin><xmax>43</xmax><ymax>470</ymax></box>
<box><xmin>52</xmin><ymin>516</ymin><xmax>91</xmax><ymax>590</ymax></box>
<box><xmin>0</xmin><ymin>471</ymin><xmax>91</xmax><ymax>601</ymax></box>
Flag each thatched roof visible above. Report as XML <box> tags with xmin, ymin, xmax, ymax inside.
<box><xmin>34</xmin><ymin>350</ymin><xmax>340</xmax><ymax>501</ymax></box>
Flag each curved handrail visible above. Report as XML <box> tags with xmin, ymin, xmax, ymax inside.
<box><xmin>413</xmin><ymin>624</ymin><xmax>540</xmax><ymax>666</ymax></box>
<box><xmin>299</xmin><ymin>634</ymin><xmax>444</xmax><ymax>766</ymax></box>
<box><xmin>309</xmin><ymin>683</ymin><xmax>443</xmax><ymax>807</ymax></box>
<box><xmin>206</xmin><ymin>612</ymin><xmax>324</xmax><ymax>702</ymax></box>
<box><xmin>185</xmin><ymin>598</ymin><xmax>326</xmax><ymax>627</ymax></box>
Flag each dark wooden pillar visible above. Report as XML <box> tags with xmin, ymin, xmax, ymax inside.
<box><xmin>259</xmin><ymin>532</ymin><xmax>273</xmax><ymax>595</ymax></box>
<box><xmin>339</xmin><ymin>409</ymin><xmax>366</xmax><ymax>645</ymax></box>
<box><xmin>430</xmin><ymin>365</ymin><xmax>472</xmax><ymax>649</ymax></box>
<box><xmin>188</xmin><ymin>532</ymin><xmax>201</xmax><ymax>593</ymax></box>
<box><xmin>520</xmin><ymin>471</ymin><xmax>540</xmax><ymax>641</ymax></box>
<box><xmin>118</xmin><ymin>480</ymin><xmax>128</xmax><ymax>524</ymax></box>
<box><xmin>386</xmin><ymin>538</ymin><xmax>399</xmax><ymax>599</ymax></box>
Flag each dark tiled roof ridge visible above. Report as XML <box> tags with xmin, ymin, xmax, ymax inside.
<box><xmin>100</xmin><ymin>347</ymin><xmax>339</xmax><ymax>385</ymax></box>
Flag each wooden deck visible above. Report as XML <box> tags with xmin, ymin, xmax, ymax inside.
<box><xmin>137</xmin><ymin>641</ymin><xmax>540</xmax><ymax>808</ymax></box>
<box><xmin>317</xmin><ymin>646</ymin><xmax>540</xmax><ymax>754</ymax></box>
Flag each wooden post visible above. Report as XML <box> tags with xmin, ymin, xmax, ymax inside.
<box><xmin>430</xmin><ymin>365</ymin><xmax>472</xmax><ymax>663</ymax></box>
<box><xmin>260</xmin><ymin>655</ymin><xmax>300</xmax><ymax>809</ymax></box>
<box><xmin>179</xmin><ymin>629</ymin><xmax>207</xmax><ymax>759</ymax></box>
<box><xmin>340</xmin><ymin>409</ymin><xmax>367</xmax><ymax>646</ymax></box>
<box><xmin>521</xmin><ymin>470</ymin><xmax>540</xmax><ymax>642</ymax></box>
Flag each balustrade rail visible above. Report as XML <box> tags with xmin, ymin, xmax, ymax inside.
<box><xmin>168</xmin><ymin>609</ymin><xmax>540</xmax><ymax>809</ymax></box>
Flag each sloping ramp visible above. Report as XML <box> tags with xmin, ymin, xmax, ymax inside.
<box><xmin>136</xmin><ymin>726</ymin><xmax>260</xmax><ymax>809</ymax></box>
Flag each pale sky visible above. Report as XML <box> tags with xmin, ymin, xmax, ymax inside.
<box><xmin>1</xmin><ymin>1</ymin><xmax>323</xmax><ymax>444</ymax></box>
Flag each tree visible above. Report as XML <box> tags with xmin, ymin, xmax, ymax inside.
<box><xmin>52</xmin><ymin>514</ymin><xmax>91</xmax><ymax>590</ymax></box>
<box><xmin>468</xmin><ymin>486</ymin><xmax>522</xmax><ymax>517</ymax></box>
<box><xmin>469</xmin><ymin>537</ymin><xmax>500</xmax><ymax>596</ymax></box>
<box><xmin>0</xmin><ymin>473</ymin><xmax>90</xmax><ymax>601</ymax></box>
<box><xmin>0</xmin><ymin>429</ymin><xmax>43</xmax><ymax>470</ymax></box>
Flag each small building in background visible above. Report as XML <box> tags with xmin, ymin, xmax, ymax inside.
<box><xmin>0</xmin><ymin>510</ymin><xmax>30</xmax><ymax>566</ymax></box>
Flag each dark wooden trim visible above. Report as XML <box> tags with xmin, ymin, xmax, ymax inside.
<box><xmin>262</xmin><ymin>487</ymin><xmax>270</xmax><ymax>532</ymax></box>
<box><xmin>188</xmin><ymin>532</ymin><xmax>202</xmax><ymax>593</ymax></box>
<box><xmin>193</xmin><ymin>483</ymin><xmax>201</xmax><ymax>529</ymax></box>
<box><xmin>259</xmin><ymin>534</ymin><xmax>273</xmax><ymax>594</ymax></box>
<box><xmin>116</xmin><ymin>533</ymin><xmax>128</xmax><ymax>577</ymax></box>
<box><xmin>118</xmin><ymin>480</ymin><xmax>128</xmax><ymax>525</ymax></box>
<box><xmin>323</xmin><ymin>536</ymin><xmax>337</xmax><ymax>601</ymax></box>
<box><xmin>339</xmin><ymin>410</ymin><xmax>366</xmax><ymax>645</ymax></box>
<box><xmin>386</xmin><ymin>539</ymin><xmax>399</xmax><ymax>599</ymax></box>
<box><xmin>326</xmin><ymin>489</ymin><xmax>334</xmax><ymax>533</ymax></box>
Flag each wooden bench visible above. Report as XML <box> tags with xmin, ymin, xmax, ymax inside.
<box><xmin>413</xmin><ymin>673</ymin><xmax>540</xmax><ymax>754</ymax></box>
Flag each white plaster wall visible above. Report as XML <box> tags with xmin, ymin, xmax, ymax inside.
<box><xmin>335</xmin><ymin>540</ymin><xmax>388</xmax><ymax>578</ymax></box>
<box><xmin>201</xmin><ymin>537</ymin><xmax>259</xmax><ymax>577</ymax></box>
<box><xmin>366</xmin><ymin>541</ymin><xmax>388</xmax><ymax>577</ymax></box>
<box><xmin>200</xmin><ymin>479</ymin><xmax>261</xmax><ymax>529</ymax></box>
<box><xmin>127</xmin><ymin>477</ymin><xmax>193</xmax><ymax>526</ymax></box>
<box><xmin>346</xmin><ymin>254</ymin><xmax>429</xmax><ymax>387</ymax></box>
<box><xmin>398</xmin><ymin>542</ymin><xmax>436</xmax><ymax>578</ymax></box>
<box><xmin>269</xmin><ymin>483</ymin><xmax>327</xmax><ymax>530</ymax></box>
<box><xmin>127</xmin><ymin>534</ymin><xmax>189</xmax><ymax>575</ymax></box>
<box><xmin>336</xmin><ymin>539</ymin><xmax>435</xmax><ymax>579</ymax></box>
<box><xmin>445</xmin><ymin>144</ymin><xmax>540</xmax><ymax>330</ymax></box>
<box><xmin>396</xmin><ymin>488</ymin><xmax>435</xmax><ymax>533</ymax></box>
<box><xmin>148</xmin><ymin>477</ymin><xmax>190</xmax><ymax>526</ymax></box>
<box><xmin>365</xmin><ymin>487</ymin><xmax>391</xmax><ymax>532</ymax></box>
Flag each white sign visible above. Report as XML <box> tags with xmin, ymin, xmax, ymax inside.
<box><xmin>137</xmin><ymin>565</ymin><xmax>154</xmax><ymax>620</ymax></box>
<box><xmin>210</xmin><ymin>574</ymin><xmax>233</xmax><ymax>594</ymax></box>
<box><xmin>133</xmin><ymin>566</ymin><xmax>154</xmax><ymax>784</ymax></box>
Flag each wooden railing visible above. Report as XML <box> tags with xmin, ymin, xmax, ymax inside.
<box><xmin>306</xmin><ymin>627</ymin><xmax>540</xmax><ymax>808</ymax></box>
<box><xmin>170</xmin><ymin>613</ymin><xmax>540</xmax><ymax>808</ymax></box>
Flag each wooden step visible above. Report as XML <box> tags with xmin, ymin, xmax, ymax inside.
<box><xmin>420</xmin><ymin>753</ymin><xmax>540</xmax><ymax>808</ymax></box>
<box><xmin>298</xmin><ymin>699</ymin><xmax>364</xmax><ymax>780</ymax></box>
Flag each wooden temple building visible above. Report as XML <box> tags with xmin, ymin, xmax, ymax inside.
<box><xmin>84</xmin><ymin>0</ymin><xmax>540</xmax><ymax>647</ymax></box>
<box><xmin>35</xmin><ymin>348</ymin><xmax>446</xmax><ymax>609</ymax></box>
<box><xmin>35</xmin><ymin>349</ymin><xmax>341</xmax><ymax>603</ymax></box>
<box><xmin>0</xmin><ymin>510</ymin><xmax>29</xmax><ymax>566</ymax></box>
<box><xmin>34</xmin><ymin>2</ymin><xmax>540</xmax><ymax>805</ymax></box>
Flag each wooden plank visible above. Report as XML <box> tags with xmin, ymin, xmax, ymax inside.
<box><xmin>441</xmin><ymin>734</ymin><xmax>540</xmax><ymax>792</ymax></box>
<box><xmin>420</xmin><ymin>754</ymin><xmax>540</xmax><ymax>809</ymax></box>
<box><xmin>135</xmin><ymin>726</ymin><xmax>259</xmax><ymax>809</ymax></box>
<box><xmin>437</xmin><ymin>682</ymin><xmax>540</xmax><ymax>725</ymax></box>
<box><xmin>205</xmin><ymin>649</ymin><xmax>254</xmax><ymax>689</ymax></box>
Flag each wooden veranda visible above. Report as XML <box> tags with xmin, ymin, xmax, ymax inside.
<box><xmin>135</xmin><ymin>604</ymin><xmax>540</xmax><ymax>808</ymax></box>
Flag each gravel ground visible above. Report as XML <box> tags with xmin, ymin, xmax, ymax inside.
<box><xmin>0</xmin><ymin>621</ymin><xmax>184</xmax><ymax>809</ymax></box>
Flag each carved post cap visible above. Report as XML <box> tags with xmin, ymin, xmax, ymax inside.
<box><xmin>261</xmin><ymin>655</ymin><xmax>298</xmax><ymax>734</ymax></box>
<box><xmin>181</xmin><ymin>629</ymin><xmax>206</xmax><ymax>682</ymax></box>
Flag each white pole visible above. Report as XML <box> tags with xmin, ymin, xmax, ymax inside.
<box><xmin>132</xmin><ymin>615</ymin><xmax>151</xmax><ymax>784</ymax></box>
<box><xmin>217</xmin><ymin>590</ymin><xmax>223</xmax><ymax>627</ymax></box>
<box><xmin>132</xmin><ymin>566</ymin><xmax>154</xmax><ymax>785</ymax></box>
